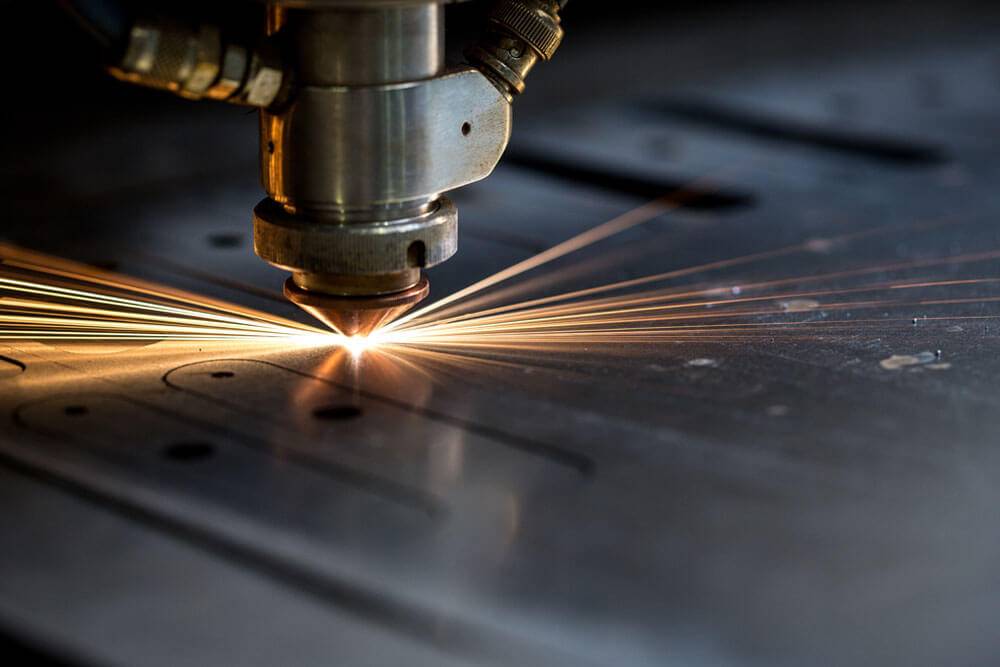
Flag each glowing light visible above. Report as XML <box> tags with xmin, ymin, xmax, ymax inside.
<box><xmin>372</xmin><ymin>216</ymin><xmax>1000</xmax><ymax>353</ymax></box>
<box><xmin>384</xmin><ymin>170</ymin><xmax>740</xmax><ymax>332</ymax></box>
<box><xmin>4</xmin><ymin>190</ymin><xmax>1000</xmax><ymax>363</ymax></box>
<box><xmin>0</xmin><ymin>244</ymin><xmax>325</xmax><ymax>342</ymax></box>
<box><xmin>288</xmin><ymin>333</ymin><xmax>345</xmax><ymax>348</ymax></box>
<box><xmin>343</xmin><ymin>335</ymin><xmax>376</xmax><ymax>357</ymax></box>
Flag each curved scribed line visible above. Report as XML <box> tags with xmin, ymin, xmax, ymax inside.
<box><xmin>0</xmin><ymin>354</ymin><xmax>26</xmax><ymax>375</ymax></box>
<box><xmin>13</xmin><ymin>390</ymin><xmax>443</xmax><ymax>518</ymax></box>
<box><xmin>163</xmin><ymin>358</ymin><xmax>595</xmax><ymax>476</ymax></box>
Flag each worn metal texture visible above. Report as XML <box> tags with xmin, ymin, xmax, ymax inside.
<box><xmin>3</xmin><ymin>2</ymin><xmax>1000</xmax><ymax>665</ymax></box>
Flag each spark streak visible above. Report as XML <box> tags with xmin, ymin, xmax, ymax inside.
<box><xmin>386</xmin><ymin>171</ymin><xmax>745</xmax><ymax>331</ymax></box>
<box><xmin>371</xmin><ymin>197</ymin><xmax>1000</xmax><ymax>357</ymax></box>
<box><xmin>4</xmin><ymin>187</ymin><xmax>999</xmax><ymax>362</ymax></box>
<box><xmin>0</xmin><ymin>244</ymin><xmax>330</xmax><ymax>343</ymax></box>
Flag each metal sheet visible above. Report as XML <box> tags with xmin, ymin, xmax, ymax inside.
<box><xmin>3</xmin><ymin>3</ymin><xmax>1000</xmax><ymax>665</ymax></box>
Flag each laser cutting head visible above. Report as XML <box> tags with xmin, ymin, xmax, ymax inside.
<box><xmin>252</xmin><ymin>0</ymin><xmax>568</xmax><ymax>333</ymax></box>
<box><xmin>101</xmin><ymin>0</ymin><xmax>567</xmax><ymax>333</ymax></box>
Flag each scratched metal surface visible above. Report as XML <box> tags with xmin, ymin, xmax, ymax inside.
<box><xmin>3</xmin><ymin>3</ymin><xmax>1000</xmax><ymax>665</ymax></box>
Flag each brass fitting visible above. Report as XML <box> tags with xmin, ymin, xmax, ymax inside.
<box><xmin>466</xmin><ymin>0</ymin><xmax>564</xmax><ymax>98</ymax></box>
<box><xmin>108</xmin><ymin>17</ymin><xmax>284</xmax><ymax>107</ymax></box>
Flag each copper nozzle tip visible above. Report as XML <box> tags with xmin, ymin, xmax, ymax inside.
<box><xmin>283</xmin><ymin>277</ymin><xmax>429</xmax><ymax>337</ymax></box>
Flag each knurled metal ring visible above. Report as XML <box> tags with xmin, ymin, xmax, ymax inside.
<box><xmin>253</xmin><ymin>197</ymin><xmax>458</xmax><ymax>275</ymax></box>
<box><xmin>490</xmin><ymin>0</ymin><xmax>563</xmax><ymax>60</ymax></box>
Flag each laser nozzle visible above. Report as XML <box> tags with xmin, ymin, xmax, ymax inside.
<box><xmin>283</xmin><ymin>276</ymin><xmax>429</xmax><ymax>337</ymax></box>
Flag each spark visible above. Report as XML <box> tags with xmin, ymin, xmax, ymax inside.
<box><xmin>369</xmin><ymin>200</ymin><xmax>1000</xmax><ymax>357</ymax></box>
<box><xmin>385</xmin><ymin>169</ymin><xmax>744</xmax><ymax>332</ymax></box>
<box><xmin>5</xmin><ymin>186</ymin><xmax>1000</xmax><ymax>366</ymax></box>
<box><xmin>376</xmin><ymin>279</ymin><xmax>1000</xmax><ymax>351</ymax></box>
<box><xmin>0</xmin><ymin>244</ymin><xmax>338</xmax><ymax>344</ymax></box>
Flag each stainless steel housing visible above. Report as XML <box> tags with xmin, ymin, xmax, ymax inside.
<box><xmin>259</xmin><ymin>68</ymin><xmax>512</xmax><ymax>218</ymax></box>
<box><xmin>253</xmin><ymin>197</ymin><xmax>458</xmax><ymax>278</ymax></box>
<box><xmin>103</xmin><ymin>0</ymin><xmax>566</xmax><ymax>303</ymax></box>
<box><xmin>253</xmin><ymin>2</ymin><xmax>512</xmax><ymax>294</ymax></box>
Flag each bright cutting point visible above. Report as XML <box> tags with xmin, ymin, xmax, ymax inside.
<box><xmin>282</xmin><ymin>276</ymin><xmax>430</xmax><ymax>337</ymax></box>
<box><xmin>343</xmin><ymin>335</ymin><xmax>376</xmax><ymax>357</ymax></box>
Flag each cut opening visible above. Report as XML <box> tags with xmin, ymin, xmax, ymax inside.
<box><xmin>64</xmin><ymin>405</ymin><xmax>88</xmax><ymax>417</ymax></box>
<box><xmin>639</xmin><ymin>98</ymin><xmax>947</xmax><ymax>166</ymax></box>
<box><xmin>163</xmin><ymin>441</ymin><xmax>215</xmax><ymax>462</ymax></box>
<box><xmin>461</xmin><ymin>121</ymin><xmax>472</xmax><ymax>136</ymax></box>
<box><xmin>407</xmin><ymin>240</ymin><xmax>427</xmax><ymax>268</ymax></box>
<box><xmin>210</xmin><ymin>371</ymin><xmax>235</xmax><ymax>379</ymax></box>
<box><xmin>313</xmin><ymin>405</ymin><xmax>363</xmax><ymax>420</ymax></box>
<box><xmin>504</xmin><ymin>149</ymin><xmax>754</xmax><ymax>211</ymax></box>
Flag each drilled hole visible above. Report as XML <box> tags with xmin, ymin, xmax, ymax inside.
<box><xmin>407</xmin><ymin>240</ymin><xmax>427</xmax><ymax>268</ymax></box>
<box><xmin>211</xmin><ymin>371</ymin><xmax>235</xmax><ymax>379</ymax></box>
<box><xmin>163</xmin><ymin>442</ymin><xmax>215</xmax><ymax>462</ymax></box>
<box><xmin>313</xmin><ymin>405</ymin><xmax>363</xmax><ymax>420</ymax></box>
<box><xmin>64</xmin><ymin>405</ymin><xmax>88</xmax><ymax>417</ymax></box>
<box><xmin>207</xmin><ymin>233</ymin><xmax>243</xmax><ymax>249</ymax></box>
<box><xmin>461</xmin><ymin>122</ymin><xmax>472</xmax><ymax>136</ymax></box>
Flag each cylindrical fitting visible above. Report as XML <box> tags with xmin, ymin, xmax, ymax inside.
<box><xmin>108</xmin><ymin>17</ymin><xmax>284</xmax><ymax>107</ymax></box>
<box><xmin>256</xmin><ymin>3</ymin><xmax>517</xmax><ymax>299</ymax></box>
<box><xmin>466</xmin><ymin>0</ymin><xmax>564</xmax><ymax>98</ymax></box>
<box><xmin>285</xmin><ymin>5</ymin><xmax>444</xmax><ymax>86</ymax></box>
<box><xmin>261</xmin><ymin>4</ymin><xmax>447</xmax><ymax>222</ymax></box>
<box><xmin>253</xmin><ymin>196</ymin><xmax>458</xmax><ymax>278</ymax></box>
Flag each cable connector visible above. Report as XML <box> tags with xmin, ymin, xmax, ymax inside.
<box><xmin>108</xmin><ymin>17</ymin><xmax>284</xmax><ymax>107</ymax></box>
<box><xmin>466</xmin><ymin>0</ymin><xmax>565</xmax><ymax>99</ymax></box>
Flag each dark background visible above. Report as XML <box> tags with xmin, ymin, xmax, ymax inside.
<box><xmin>6</xmin><ymin>1</ymin><xmax>999</xmax><ymax>119</ymax></box>
<box><xmin>3</xmin><ymin>0</ymin><xmax>997</xmax><ymax>237</ymax></box>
